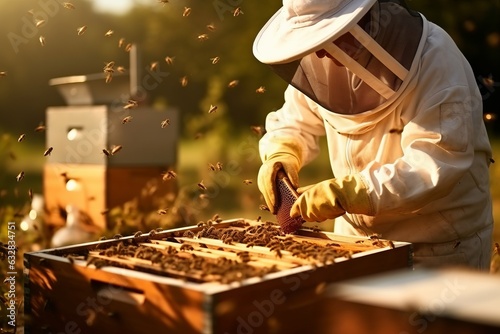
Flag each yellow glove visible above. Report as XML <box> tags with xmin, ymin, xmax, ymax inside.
<box><xmin>257</xmin><ymin>140</ymin><xmax>302</xmax><ymax>214</ymax></box>
<box><xmin>290</xmin><ymin>174</ymin><xmax>373</xmax><ymax>222</ymax></box>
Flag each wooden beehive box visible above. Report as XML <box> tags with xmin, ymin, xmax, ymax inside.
<box><xmin>24</xmin><ymin>218</ymin><xmax>413</xmax><ymax>334</ymax></box>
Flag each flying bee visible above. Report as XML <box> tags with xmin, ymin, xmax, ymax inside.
<box><xmin>125</xmin><ymin>43</ymin><xmax>133</xmax><ymax>52</ymax></box>
<box><xmin>233</xmin><ymin>7</ymin><xmax>243</xmax><ymax>16</ymax></box>
<box><xmin>161</xmin><ymin>119</ymin><xmax>171</xmax><ymax>128</ymax></box>
<box><xmin>63</xmin><ymin>2</ymin><xmax>75</xmax><ymax>10</ymax></box>
<box><xmin>250</xmin><ymin>125</ymin><xmax>264</xmax><ymax>137</ymax></box>
<box><xmin>123</xmin><ymin>99</ymin><xmax>138</xmax><ymax>109</ymax></box>
<box><xmin>118</xmin><ymin>38</ymin><xmax>125</xmax><ymax>48</ymax></box>
<box><xmin>18</xmin><ymin>134</ymin><xmax>26</xmax><ymax>142</ymax></box>
<box><xmin>255</xmin><ymin>86</ymin><xmax>266</xmax><ymax>94</ymax></box>
<box><xmin>259</xmin><ymin>204</ymin><xmax>270</xmax><ymax>212</ymax></box>
<box><xmin>228</xmin><ymin>80</ymin><xmax>239</xmax><ymax>88</ymax></box>
<box><xmin>111</xmin><ymin>145</ymin><xmax>122</xmax><ymax>155</ymax></box>
<box><xmin>180</xmin><ymin>76</ymin><xmax>188</xmax><ymax>87</ymax></box>
<box><xmin>216</xmin><ymin>162</ymin><xmax>223</xmax><ymax>171</ymax></box>
<box><xmin>103</xmin><ymin>61</ymin><xmax>114</xmax><ymax>72</ymax></box>
<box><xmin>16</xmin><ymin>171</ymin><xmax>25</xmax><ymax>182</ymax></box>
<box><xmin>104</xmin><ymin>30</ymin><xmax>114</xmax><ymax>37</ymax></box>
<box><xmin>208</xmin><ymin>163</ymin><xmax>216</xmax><ymax>171</ymax></box>
<box><xmin>162</xmin><ymin>170</ymin><xmax>177</xmax><ymax>180</ymax></box>
<box><xmin>121</xmin><ymin>116</ymin><xmax>133</xmax><ymax>124</ymax></box>
<box><xmin>197</xmin><ymin>34</ymin><xmax>209</xmax><ymax>41</ymax></box>
<box><xmin>210</xmin><ymin>56</ymin><xmax>220</xmax><ymax>64</ymax></box>
<box><xmin>77</xmin><ymin>26</ymin><xmax>87</xmax><ymax>36</ymax></box>
<box><xmin>158</xmin><ymin>0</ymin><xmax>169</xmax><ymax>5</ymax></box>
<box><xmin>243</xmin><ymin>179</ymin><xmax>253</xmax><ymax>185</ymax></box>
<box><xmin>102</xmin><ymin>148</ymin><xmax>111</xmax><ymax>156</ymax></box>
<box><xmin>43</xmin><ymin>147</ymin><xmax>53</xmax><ymax>156</ymax></box>
<box><xmin>157</xmin><ymin>209</ymin><xmax>168</xmax><ymax>215</ymax></box>
<box><xmin>39</xmin><ymin>36</ymin><xmax>46</xmax><ymax>46</ymax></box>
<box><xmin>0</xmin><ymin>71</ymin><xmax>6</xmax><ymax>77</ymax></box>
<box><xmin>182</xmin><ymin>7</ymin><xmax>191</xmax><ymax>17</ymax></box>
<box><xmin>34</xmin><ymin>123</ymin><xmax>46</xmax><ymax>132</ymax></box>
<box><xmin>197</xmin><ymin>180</ymin><xmax>207</xmax><ymax>191</ymax></box>
<box><xmin>35</xmin><ymin>19</ymin><xmax>45</xmax><ymax>28</ymax></box>
<box><xmin>116</xmin><ymin>66</ymin><xmax>126</xmax><ymax>73</ymax></box>
<box><xmin>28</xmin><ymin>188</ymin><xmax>33</xmax><ymax>200</ymax></box>
<box><xmin>206</xmin><ymin>23</ymin><xmax>216</xmax><ymax>31</ymax></box>
<box><xmin>208</xmin><ymin>105</ymin><xmax>217</xmax><ymax>114</ymax></box>
<box><xmin>150</xmin><ymin>61</ymin><xmax>159</xmax><ymax>71</ymax></box>
<box><xmin>164</xmin><ymin>56</ymin><xmax>174</xmax><ymax>65</ymax></box>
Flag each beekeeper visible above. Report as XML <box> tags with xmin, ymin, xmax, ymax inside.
<box><xmin>254</xmin><ymin>0</ymin><xmax>494</xmax><ymax>269</ymax></box>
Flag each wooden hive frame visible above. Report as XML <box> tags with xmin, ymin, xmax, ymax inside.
<box><xmin>24</xmin><ymin>218</ymin><xmax>412</xmax><ymax>333</ymax></box>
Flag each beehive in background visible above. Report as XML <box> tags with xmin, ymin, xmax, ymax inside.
<box><xmin>43</xmin><ymin>46</ymin><xmax>179</xmax><ymax>230</ymax></box>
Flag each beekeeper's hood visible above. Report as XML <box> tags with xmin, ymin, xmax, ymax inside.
<box><xmin>253</xmin><ymin>0</ymin><xmax>423</xmax><ymax>114</ymax></box>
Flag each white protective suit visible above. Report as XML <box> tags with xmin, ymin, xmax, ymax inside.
<box><xmin>259</xmin><ymin>2</ymin><xmax>494</xmax><ymax>269</ymax></box>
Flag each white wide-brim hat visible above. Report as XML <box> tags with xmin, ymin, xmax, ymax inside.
<box><xmin>253</xmin><ymin>0</ymin><xmax>377</xmax><ymax>64</ymax></box>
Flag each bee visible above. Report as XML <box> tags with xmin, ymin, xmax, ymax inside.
<box><xmin>180</xmin><ymin>243</ymin><xmax>194</xmax><ymax>251</ymax></box>
<box><xmin>197</xmin><ymin>34</ymin><xmax>209</xmax><ymax>41</ymax></box>
<box><xmin>28</xmin><ymin>188</ymin><xmax>33</xmax><ymax>200</ymax></box>
<box><xmin>99</xmin><ymin>236</ymin><xmax>107</xmax><ymax>241</ymax></box>
<box><xmin>162</xmin><ymin>170</ymin><xmax>177</xmax><ymax>180</ymax></box>
<box><xmin>197</xmin><ymin>180</ymin><xmax>207</xmax><ymax>191</ymax></box>
<box><xmin>206</xmin><ymin>23</ymin><xmax>216</xmax><ymax>32</ymax></box>
<box><xmin>160</xmin><ymin>118</ymin><xmax>171</xmax><ymax>128</ymax></box>
<box><xmin>228</xmin><ymin>80</ymin><xmax>239</xmax><ymax>88</ymax></box>
<box><xmin>150</xmin><ymin>61</ymin><xmax>159</xmax><ymax>71</ymax></box>
<box><xmin>118</xmin><ymin>38</ymin><xmax>125</xmax><ymax>48</ymax></box>
<box><xmin>103</xmin><ymin>61</ymin><xmax>114</xmax><ymax>71</ymax></box>
<box><xmin>104</xmin><ymin>30</ymin><xmax>114</xmax><ymax>37</ymax></box>
<box><xmin>35</xmin><ymin>19</ymin><xmax>45</xmax><ymax>28</ymax></box>
<box><xmin>123</xmin><ymin>99</ymin><xmax>138</xmax><ymax>109</ymax></box>
<box><xmin>113</xmin><ymin>234</ymin><xmax>122</xmax><ymax>239</ymax></box>
<box><xmin>256</xmin><ymin>216</ymin><xmax>261</xmax><ymax>222</ymax></box>
<box><xmin>208</xmin><ymin>104</ymin><xmax>217</xmax><ymax>114</ymax></box>
<box><xmin>210</xmin><ymin>56</ymin><xmax>220</xmax><ymax>64</ymax></box>
<box><xmin>125</xmin><ymin>43</ymin><xmax>133</xmax><ymax>52</ymax></box>
<box><xmin>157</xmin><ymin>209</ymin><xmax>168</xmax><ymax>215</ymax></box>
<box><xmin>158</xmin><ymin>0</ymin><xmax>169</xmax><ymax>5</ymax></box>
<box><xmin>111</xmin><ymin>145</ymin><xmax>122</xmax><ymax>155</ymax></box>
<box><xmin>116</xmin><ymin>66</ymin><xmax>126</xmax><ymax>73</ymax></box>
<box><xmin>223</xmin><ymin>237</ymin><xmax>233</xmax><ymax>245</ymax></box>
<box><xmin>164</xmin><ymin>56</ymin><xmax>174</xmax><ymax>65</ymax></box>
<box><xmin>482</xmin><ymin>75</ymin><xmax>495</xmax><ymax>89</ymax></box>
<box><xmin>494</xmin><ymin>243</ymin><xmax>500</xmax><ymax>255</ymax></box>
<box><xmin>18</xmin><ymin>134</ymin><xmax>26</xmax><ymax>142</ymax></box>
<box><xmin>102</xmin><ymin>148</ymin><xmax>111</xmax><ymax>156</ymax></box>
<box><xmin>255</xmin><ymin>86</ymin><xmax>266</xmax><ymax>94</ymax></box>
<box><xmin>250</xmin><ymin>125</ymin><xmax>264</xmax><ymax>137</ymax></box>
<box><xmin>43</xmin><ymin>147</ymin><xmax>53</xmax><ymax>156</ymax></box>
<box><xmin>77</xmin><ymin>26</ymin><xmax>87</xmax><ymax>36</ymax></box>
<box><xmin>243</xmin><ymin>179</ymin><xmax>253</xmax><ymax>185</ymax></box>
<box><xmin>63</xmin><ymin>2</ymin><xmax>75</xmax><ymax>10</ymax></box>
<box><xmin>180</xmin><ymin>76</ymin><xmax>188</xmax><ymax>87</ymax></box>
<box><xmin>182</xmin><ymin>7</ymin><xmax>191</xmax><ymax>17</ymax></box>
<box><xmin>39</xmin><ymin>36</ymin><xmax>46</xmax><ymax>46</ymax></box>
<box><xmin>216</xmin><ymin>162</ymin><xmax>223</xmax><ymax>171</ymax></box>
<box><xmin>121</xmin><ymin>116</ymin><xmax>133</xmax><ymax>124</ymax></box>
<box><xmin>233</xmin><ymin>7</ymin><xmax>243</xmax><ymax>16</ymax></box>
<box><xmin>387</xmin><ymin>241</ymin><xmax>395</xmax><ymax>249</ymax></box>
<box><xmin>208</xmin><ymin>163</ymin><xmax>216</xmax><ymax>171</ymax></box>
<box><xmin>369</xmin><ymin>234</ymin><xmax>380</xmax><ymax>241</ymax></box>
<box><xmin>16</xmin><ymin>171</ymin><xmax>25</xmax><ymax>182</ymax></box>
<box><xmin>389</xmin><ymin>128</ymin><xmax>403</xmax><ymax>134</ymax></box>
<box><xmin>259</xmin><ymin>204</ymin><xmax>270</xmax><ymax>212</ymax></box>
<box><xmin>0</xmin><ymin>71</ymin><xmax>7</xmax><ymax>77</ymax></box>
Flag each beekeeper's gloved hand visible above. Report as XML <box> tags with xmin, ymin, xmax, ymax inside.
<box><xmin>258</xmin><ymin>140</ymin><xmax>302</xmax><ymax>214</ymax></box>
<box><xmin>290</xmin><ymin>174</ymin><xmax>374</xmax><ymax>222</ymax></box>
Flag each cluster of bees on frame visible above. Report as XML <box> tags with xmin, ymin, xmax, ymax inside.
<box><xmin>3</xmin><ymin>1</ymin><xmax>270</xmax><ymax>219</ymax></box>
<box><xmin>60</xmin><ymin>219</ymin><xmax>395</xmax><ymax>283</ymax></box>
